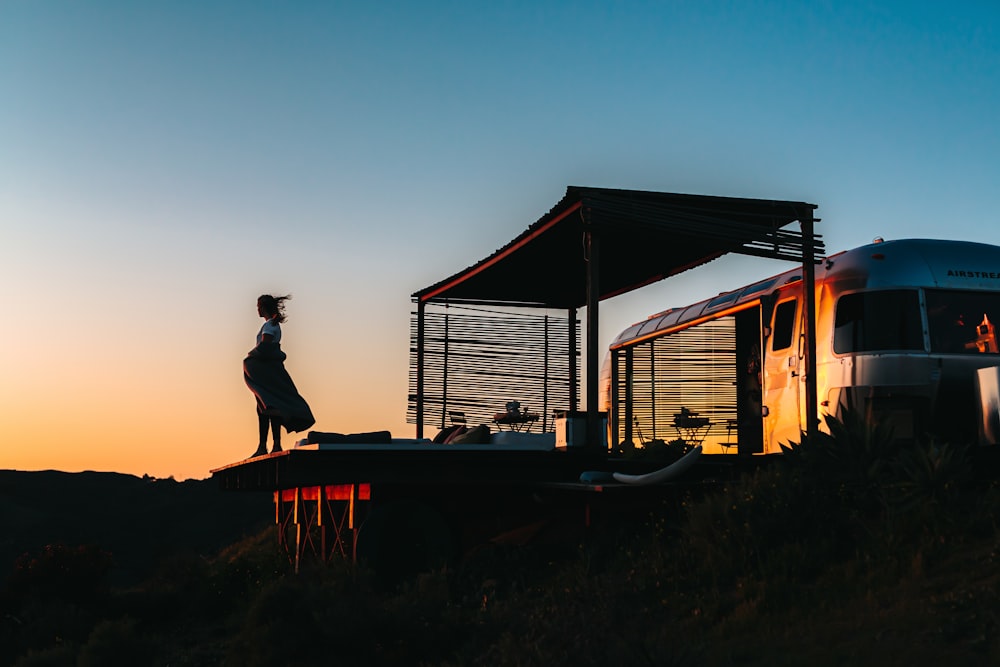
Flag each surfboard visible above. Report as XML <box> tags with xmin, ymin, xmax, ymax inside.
<box><xmin>609</xmin><ymin>445</ymin><xmax>703</xmax><ymax>485</ymax></box>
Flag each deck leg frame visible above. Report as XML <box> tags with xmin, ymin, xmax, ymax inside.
<box><xmin>274</xmin><ymin>483</ymin><xmax>371</xmax><ymax>573</ymax></box>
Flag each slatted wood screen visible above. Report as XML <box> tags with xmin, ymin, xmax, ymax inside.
<box><xmin>408</xmin><ymin>304</ymin><xmax>579</xmax><ymax>432</ymax></box>
<box><xmin>615</xmin><ymin>317</ymin><xmax>738</xmax><ymax>449</ymax></box>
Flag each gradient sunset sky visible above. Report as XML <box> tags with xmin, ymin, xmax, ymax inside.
<box><xmin>3</xmin><ymin>1</ymin><xmax>999</xmax><ymax>480</ymax></box>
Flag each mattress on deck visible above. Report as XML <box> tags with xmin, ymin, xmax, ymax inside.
<box><xmin>295</xmin><ymin>431</ymin><xmax>556</xmax><ymax>451</ymax></box>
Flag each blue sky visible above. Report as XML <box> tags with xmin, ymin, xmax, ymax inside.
<box><xmin>2</xmin><ymin>1</ymin><xmax>998</xmax><ymax>479</ymax></box>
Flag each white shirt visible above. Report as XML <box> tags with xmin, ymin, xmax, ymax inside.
<box><xmin>256</xmin><ymin>318</ymin><xmax>282</xmax><ymax>345</ymax></box>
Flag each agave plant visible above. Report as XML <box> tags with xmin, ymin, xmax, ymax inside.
<box><xmin>887</xmin><ymin>438</ymin><xmax>973</xmax><ymax>515</ymax></box>
<box><xmin>783</xmin><ymin>407</ymin><xmax>899</xmax><ymax>490</ymax></box>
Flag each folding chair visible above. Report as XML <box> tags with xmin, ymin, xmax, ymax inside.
<box><xmin>719</xmin><ymin>419</ymin><xmax>738</xmax><ymax>453</ymax></box>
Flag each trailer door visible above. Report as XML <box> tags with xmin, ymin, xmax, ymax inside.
<box><xmin>763</xmin><ymin>297</ymin><xmax>803</xmax><ymax>452</ymax></box>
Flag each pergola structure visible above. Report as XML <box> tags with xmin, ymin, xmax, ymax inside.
<box><xmin>214</xmin><ymin>185</ymin><xmax>824</xmax><ymax>573</ymax></box>
<box><xmin>411</xmin><ymin>185</ymin><xmax>823</xmax><ymax>450</ymax></box>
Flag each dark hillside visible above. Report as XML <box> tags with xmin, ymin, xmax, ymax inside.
<box><xmin>0</xmin><ymin>470</ymin><xmax>273</xmax><ymax>586</ymax></box>
<box><xmin>3</xmin><ymin>417</ymin><xmax>1000</xmax><ymax>665</ymax></box>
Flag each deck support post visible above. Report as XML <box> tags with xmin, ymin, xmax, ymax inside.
<box><xmin>274</xmin><ymin>484</ymin><xmax>371</xmax><ymax>573</ymax></box>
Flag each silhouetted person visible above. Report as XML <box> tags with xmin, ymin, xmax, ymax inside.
<box><xmin>243</xmin><ymin>294</ymin><xmax>315</xmax><ymax>457</ymax></box>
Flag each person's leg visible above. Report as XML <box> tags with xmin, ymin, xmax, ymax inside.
<box><xmin>270</xmin><ymin>417</ymin><xmax>282</xmax><ymax>452</ymax></box>
<box><xmin>252</xmin><ymin>412</ymin><xmax>269</xmax><ymax>457</ymax></box>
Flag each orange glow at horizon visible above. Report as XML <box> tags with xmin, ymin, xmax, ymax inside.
<box><xmin>2</xmin><ymin>297</ymin><xmax>418</xmax><ymax>480</ymax></box>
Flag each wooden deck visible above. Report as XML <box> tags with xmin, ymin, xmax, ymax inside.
<box><xmin>210</xmin><ymin>445</ymin><xmax>599</xmax><ymax>492</ymax></box>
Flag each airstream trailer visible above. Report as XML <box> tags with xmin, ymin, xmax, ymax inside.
<box><xmin>602</xmin><ymin>238</ymin><xmax>1000</xmax><ymax>454</ymax></box>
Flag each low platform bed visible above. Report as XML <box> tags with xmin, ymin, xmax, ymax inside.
<box><xmin>295</xmin><ymin>430</ymin><xmax>556</xmax><ymax>452</ymax></box>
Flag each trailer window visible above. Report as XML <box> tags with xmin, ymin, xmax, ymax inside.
<box><xmin>834</xmin><ymin>290</ymin><xmax>923</xmax><ymax>353</ymax></box>
<box><xmin>926</xmin><ymin>289</ymin><xmax>1000</xmax><ymax>354</ymax></box>
<box><xmin>771</xmin><ymin>300</ymin><xmax>797</xmax><ymax>351</ymax></box>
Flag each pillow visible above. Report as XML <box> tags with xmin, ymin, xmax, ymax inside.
<box><xmin>449</xmin><ymin>423</ymin><xmax>490</xmax><ymax>445</ymax></box>
<box><xmin>432</xmin><ymin>424</ymin><xmax>463</xmax><ymax>443</ymax></box>
<box><xmin>307</xmin><ymin>430</ymin><xmax>392</xmax><ymax>444</ymax></box>
<box><xmin>443</xmin><ymin>425</ymin><xmax>468</xmax><ymax>444</ymax></box>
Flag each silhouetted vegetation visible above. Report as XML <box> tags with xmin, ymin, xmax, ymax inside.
<box><xmin>3</xmin><ymin>414</ymin><xmax>1000</xmax><ymax>665</ymax></box>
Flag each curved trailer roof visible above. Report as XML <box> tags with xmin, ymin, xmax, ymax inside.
<box><xmin>411</xmin><ymin>185</ymin><xmax>823</xmax><ymax>448</ymax></box>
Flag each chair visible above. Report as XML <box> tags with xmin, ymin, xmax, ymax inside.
<box><xmin>448</xmin><ymin>411</ymin><xmax>467</xmax><ymax>426</ymax></box>
<box><xmin>633</xmin><ymin>416</ymin><xmax>646</xmax><ymax>445</ymax></box>
<box><xmin>719</xmin><ymin>419</ymin><xmax>738</xmax><ymax>453</ymax></box>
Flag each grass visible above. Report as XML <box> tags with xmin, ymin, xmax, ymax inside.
<box><xmin>4</xmin><ymin>411</ymin><xmax>1000</xmax><ymax>665</ymax></box>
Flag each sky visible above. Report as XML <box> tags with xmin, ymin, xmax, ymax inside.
<box><xmin>2</xmin><ymin>1</ymin><xmax>999</xmax><ymax>480</ymax></box>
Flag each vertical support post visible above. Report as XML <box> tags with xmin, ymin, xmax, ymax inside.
<box><xmin>801</xmin><ymin>212</ymin><xmax>819</xmax><ymax>442</ymax></box>
<box><xmin>624</xmin><ymin>347</ymin><xmax>634</xmax><ymax>444</ymax></box>
<box><xmin>649</xmin><ymin>341</ymin><xmax>657</xmax><ymax>441</ymax></box>
<box><xmin>568</xmin><ymin>307</ymin><xmax>578</xmax><ymax>412</ymax></box>
<box><xmin>318</xmin><ymin>486</ymin><xmax>327</xmax><ymax>563</ymax></box>
<box><xmin>543</xmin><ymin>315</ymin><xmax>550</xmax><ymax>431</ymax></box>
<box><xmin>584</xmin><ymin>225</ymin><xmax>602</xmax><ymax>453</ymax></box>
<box><xmin>348</xmin><ymin>483</ymin><xmax>358</xmax><ymax>563</ymax></box>
<box><xmin>442</xmin><ymin>303</ymin><xmax>449</xmax><ymax>428</ymax></box>
<box><xmin>273</xmin><ymin>490</ymin><xmax>284</xmax><ymax>555</ymax></box>
<box><xmin>415</xmin><ymin>299</ymin><xmax>426</xmax><ymax>439</ymax></box>
<box><xmin>610</xmin><ymin>348</ymin><xmax>621</xmax><ymax>447</ymax></box>
<box><xmin>294</xmin><ymin>487</ymin><xmax>303</xmax><ymax>575</ymax></box>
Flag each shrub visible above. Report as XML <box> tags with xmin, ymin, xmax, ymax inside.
<box><xmin>208</xmin><ymin>528</ymin><xmax>291</xmax><ymax>608</ymax></box>
<box><xmin>614</xmin><ymin>437</ymin><xmax>692</xmax><ymax>463</ymax></box>
<box><xmin>77</xmin><ymin>617</ymin><xmax>157</xmax><ymax>667</ymax></box>
<box><xmin>679</xmin><ymin>461</ymin><xmax>847</xmax><ymax>589</ymax></box>
<box><xmin>12</xmin><ymin>643</ymin><xmax>78</xmax><ymax>667</ymax></box>
<box><xmin>675</xmin><ymin>407</ymin><xmax>991</xmax><ymax>596</ymax></box>
<box><xmin>7</xmin><ymin>544</ymin><xmax>113</xmax><ymax>605</ymax></box>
